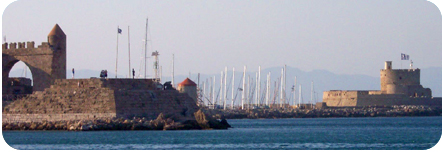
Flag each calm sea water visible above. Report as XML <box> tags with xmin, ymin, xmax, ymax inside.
<box><xmin>2</xmin><ymin>117</ymin><xmax>442</xmax><ymax>150</ymax></box>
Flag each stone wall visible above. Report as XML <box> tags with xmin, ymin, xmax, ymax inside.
<box><xmin>322</xmin><ymin>90</ymin><xmax>359</xmax><ymax>107</ymax></box>
<box><xmin>323</xmin><ymin>90</ymin><xmax>442</xmax><ymax>107</ymax></box>
<box><xmin>2</xmin><ymin>113</ymin><xmax>116</xmax><ymax>123</ymax></box>
<box><xmin>3</xmin><ymin>78</ymin><xmax>199</xmax><ymax>122</ymax></box>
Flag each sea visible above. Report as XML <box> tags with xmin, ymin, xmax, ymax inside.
<box><xmin>2</xmin><ymin>116</ymin><xmax>442</xmax><ymax>150</ymax></box>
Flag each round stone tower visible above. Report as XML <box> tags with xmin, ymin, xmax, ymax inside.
<box><xmin>48</xmin><ymin>24</ymin><xmax>66</xmax><ymax>51</ymax></box>
<box><xmin>177</xmin><ymin>78</ymin><xmax>197</xmax><ymax>102</ymax></box>
<box><xmin>380</xmin><ymin>61</ymin><xmax>420</xmax><ymax>95</ymax></box>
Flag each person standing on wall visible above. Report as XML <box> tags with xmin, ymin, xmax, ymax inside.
<box><xmin>72</xmin><ymin>68</ymin><xmax>75</xmax><ymax>78</ymax></box>
<box><xmin>132</xmin><ymin>68</ymin><xmax>135</xmax><ymax>79</ymax></box>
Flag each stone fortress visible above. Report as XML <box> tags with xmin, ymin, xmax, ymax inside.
<box><xmin>2</xmin><ymin>24</ymin><xmax>201</xmax><ymax>124</ymax></box>
<box><xmin>322</xmin><ymin>61</ymin><xmax>442</xmax><ymax>107</ymax></box>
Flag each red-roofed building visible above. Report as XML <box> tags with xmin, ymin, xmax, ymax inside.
<box><xmin>177</xmin><ymin>78</ymin><xmax>197</xmax><ymax>103</ymax></box>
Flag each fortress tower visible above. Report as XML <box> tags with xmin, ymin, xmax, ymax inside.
<box><xmin>322</xmin><ymin>61</ymin><xmax>441</xmax><ymax>107</ymax></box>
<box><xmin>2</xmin><ymin>24</ymin><xmax>67</xmax><ymax>93</ymax></box>
<box><xmin>380</xmin><ymin>61</ymin><xmax>431</xmax><ymax>97</ymax></box>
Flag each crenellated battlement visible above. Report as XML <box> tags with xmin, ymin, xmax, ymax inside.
<box><xmin>2</xmin><ymin>41</ymin><xmax>50</xmax><ymax>51</ymax></box>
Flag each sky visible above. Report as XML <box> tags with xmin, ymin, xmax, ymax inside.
<box><xmin>2</xmin><ymin>0</ymin><xmax>442</xmax><ymax>78</ymax></box>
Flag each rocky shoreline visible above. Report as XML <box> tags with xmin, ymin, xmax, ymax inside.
<box><xmin>2</xmin><ymin>110</ymin><xmax>231</xmax><ymax>131</ymax></box>
<box><xmin>4</xmin><ymin>105</ymin><xmax>441</xmax><ymax>131</ymax></box>
<box><xmin>208</xmin><ymin>105</ymin><xmax>442</xmax><ymax>119</ymax></box>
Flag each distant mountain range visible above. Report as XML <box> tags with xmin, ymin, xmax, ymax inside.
<box><xmin>8</xmin><ymin>66</ymin><xmax>442</xmax><ymax>102</ymax></box>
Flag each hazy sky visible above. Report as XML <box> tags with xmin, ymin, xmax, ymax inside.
<box><xmin>2</xmin><ymin>0</ymin><xmax>442</xmax><ymax>78</ymax></box>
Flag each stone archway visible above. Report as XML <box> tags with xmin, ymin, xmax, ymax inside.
<box><xmin>2</xmin><ymin>24</ymin><xmax>66</xmax><ymax>94</ymax></box>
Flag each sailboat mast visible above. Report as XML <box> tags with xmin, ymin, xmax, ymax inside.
<box><xmin>247</xmin><ymin>74</ymin><xmax>250</xmax><ymax>109</ymax></box>
<box><xmin>144</xmin><ymin>18</ymin><xmax>148</xmax><ymax>78</ymax></box>
<box><xmin>284</xmin><ymin>64</ymin><xmax>287</xmax><ymax>106</ymax></box>
<box><xmin>241</xmin><ymin>66</ymin><xmax>246</xmax><ymax>110</ymax></box>
<box><xmin>311</xmin><ymin>81</ymin><xmax>313</xmax><ymax>105</ymax></box>
<box><xmin>212</xmin><ymin>76</ymin><xmax>215</xmax><ymax>108</ymax></box>
<box><xmin>220</xmin><ymin>71</ymin><xmax>223</xmax><ymax>107</ymax></box>
<box><xmin>258</xmin><ymin>66</ymin><xmax>261</xmax><ymax>106</ymax></box>
<box><xmin>128</xmin><ymin>26</ymin><xmax>131</xmax><ymax>77</ymax></box>
<box><xmin>299</xmin><ymin>84</ymin><xmax>302</xmax><ymax>107</ymax></box>
<box><xmin>294</xmin><ymin>76</ymin><xmax>297</xmax><ymax>107</ymax></box>
<box><xmin>266</xmin><ymin>72</ymin><xmax>271</xmax><ymax>106</ymax></box>
<box><xmin>280</xmin><ymin>68</ymin><xmax>284</xmax><ymax>108</ymax></box>
<box><xmin>231</xmin><ymin>67</ymin><xmax>235</xmax><ymax>109</ymax></box>
<box><xmin>172</xmin><ymin>54</ymin><xmax>174</xmax><ymax>86</ymax></box>
<box><xmin>255</xmin><ymin>72</ymin><xmax>258</xmax><ymax>106</ymax></box>
<box><xmin>224</xmin><ymin>67</ymin><xmax>227</xmax><ymax>110</ymax></box>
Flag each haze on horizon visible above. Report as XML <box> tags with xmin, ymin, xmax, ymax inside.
<box><xmin>2</xmin><ymin>0</ymin><xmax>442</xmax><ymax>79</ymax></box>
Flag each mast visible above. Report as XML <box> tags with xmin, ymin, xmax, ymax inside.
<box><xmin>210</xmin><ymin>77</ymin><xmax>213</xmax><ymax>108</ymax></box>
<box><xmin>144</xmin><ymin>18</ymin><xmax>148</xmax><ymax>78</ymax></box>
<box><xmin>266</xmin><ymin>72</ymin><xmax>271</xmax><ymax>106</ymax></box>
<box><xmin>128</xmin><ymin>26</ymin><xmax>131</xmax><ymax>77</ymax></box>
<box><xmin>212</xmin><ymin>76</ymin><xmax>215</xmax><ymax>109</ymax></box>
<box><xmin>231</xmin><ymin>67</ymin><xmax>235</xmax><ymax>109</ymax></box>
<box><xmin>255</xmin><ymin>72</ymin><xmax>258</xmax><ymax>106</ymax></box>
<box><xmin>220</xmin><ymin>71</ymin><xmax>223</xmax><ymax>107</ymax></box>
<box><xmin>280</xmin><ymin>68</ymin><xmax>284</xmax><ymax>108</ymax></box>
<box><xmin>258</xmin><ymin>66</ymin><xmax>261</xmax><ymax>106</ymax></box>
<box><xmin>299</xmin><ymin>84</ymin><xmax>302</xmax><ymax>107</ymax></box>
<box><xmin>172</xmin><ymin>54</ymin><xmax>174</xmax><ymax>86</ymax></box>
<box><xmin>311</xmin><ymin>81</ymin><xmax>313</xmax><ymax>105</ymax></box>
<box><xmin>203</xmin><ymin>79</ymin><xmax>206</xmax><ymax>106</ymax></box>
<box><xmin>241</xmin><ymin>66</ymin><xmax>246</xmax><ymax>110</ymax></box>
<box><xmin>294</xmin><ymin>76</ymin><xmax>297</xmax><ymax>107</ymax></box>
<box><xmin>224</xmin><ymin>67</ymin><xmax>227</xmax><ymax>110</ymax></box>
<box><xmin>284</xmin><ymin>64</ymin><xmax>287</xmax><ymax>107</ymax></box>
<box><xmin>247</xmin><ymin>74</ymin><xmax>250</xmax><ymax>109</ymax></box>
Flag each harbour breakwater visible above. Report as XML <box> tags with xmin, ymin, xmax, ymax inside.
<box><xmin>2</xmin><ymin>110</ymin><xmax>231</xmax><ymax>131</ymax></box>
<box><xmin>206</xmin><ymin>105</ymin><xmax>442</xmax><ymax>119</ymax></box>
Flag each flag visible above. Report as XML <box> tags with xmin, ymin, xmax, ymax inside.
<box><xmin>118</xmin><ymin>28</ymin><xmax>122</xmax><ymax>34</ymax></box>
<box><xmin>401</xmin><ymin>53</ymin><xmax>409</xmax><ymax>60</ymax></box>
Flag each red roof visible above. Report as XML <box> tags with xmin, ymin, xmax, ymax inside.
<box><xmin>178</xmin><ymin>78</ymin><xmax>197</xmax><ymax>86</ymax></box>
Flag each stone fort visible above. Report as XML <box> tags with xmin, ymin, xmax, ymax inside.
<box><xmin>3</xmin><ymin>24</ymin><xmax>66</xmax><ymax>94</ymax></box>
<box><xmin>322</xmin><ymin>61</ymin><xmax>442</xmax><ymax>107</ymax></box>
<box><xmin>2</xmin><ymin>24</ymin><xmax>199</xmax><ymax>123</ymax></box>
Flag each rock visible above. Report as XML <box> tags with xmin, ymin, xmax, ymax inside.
<box><xmin>220</xmin><ymin>118</ymin><xmax>231</xmax><ymax>128</ymax></box>
<box><xmin>194</xmin><ymin>109</ymin><xmax>210</xmax><ymax>129</ymax></box>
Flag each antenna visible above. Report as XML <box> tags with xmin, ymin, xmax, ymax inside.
<box><xmin>151</xmin><ymin>50</ymin><xmax>160</xmax><ymax>82</ymax></box>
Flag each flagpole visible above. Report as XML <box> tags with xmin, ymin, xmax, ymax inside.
<box><xmin>115</xmin><ymin>26</ymin><xmax>119</xmax><ymax>78</ymax></box>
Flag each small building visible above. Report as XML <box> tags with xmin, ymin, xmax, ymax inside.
<box><xmin>177</xmin><ymin>78</ymin><xmax>197</xmax><ymax>103</ymax></box>
<box><xmin>322</xmin><ymin>61</ymin><xmax>442</xmax><ymax>107</ymax></box>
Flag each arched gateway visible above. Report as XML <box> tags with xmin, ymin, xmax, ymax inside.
<box><xmin>2</xmin><ymin>24</ymin><xmax>66</xmax><ymax>93</ymax></box>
